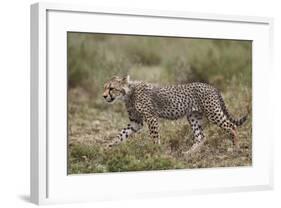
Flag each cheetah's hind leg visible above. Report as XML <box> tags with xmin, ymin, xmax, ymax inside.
<box><xmin>219</xmin><ymin>123</ymin><xmax>239</xmax><ymax>149</ymax></box>
<box><xmin>207</xmin><ymin>111</ymin><xmax>239</xmax><ymax>149</ymax></box>
<box><xmin>183</xmin><ymin>112</ymin><xmax>206</xmax><ymax>155</ymax></box>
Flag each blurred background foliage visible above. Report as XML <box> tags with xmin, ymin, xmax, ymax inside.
<box><xmin>67</xmin><ymin>32</ymin><xmax>252</xmax><ymax>174</ymax></box>
<box><xmin>68</xmin><ymin>33</ymin><xmax>251</xmax><ymax>95</ymax></box>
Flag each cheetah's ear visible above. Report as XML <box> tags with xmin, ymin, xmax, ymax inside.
<box><xmin>122</xmin><ymin>75</ymin><xmax>130</xmax><ymax>83</ymax></box>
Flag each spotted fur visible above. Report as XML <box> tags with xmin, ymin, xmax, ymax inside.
<box><xmin>103</xmin><ymin>76</ymin><xmax>247</xmax><ymax>154</ymax></box>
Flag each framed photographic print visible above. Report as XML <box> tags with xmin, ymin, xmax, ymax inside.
<box><xmin>30</xmin><ymin>2</ymin><xmax>273</xmax><ymax>205</ymax></box>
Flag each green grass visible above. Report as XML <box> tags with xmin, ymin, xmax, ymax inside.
<box><xmin>67</xmin><ymin>33</ymin><xmax>252</xmax><ymax>174</ymax></box>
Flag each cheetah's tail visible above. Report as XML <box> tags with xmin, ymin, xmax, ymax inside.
<box><xmin>229</xmin><ymin>114</ymin><xmax>247</xmax><ymax>126</ymax></box>
<box><xmin>216</xmin><ymin>89</ymin><xmax>248</xmax><ymax>127</ymax></box>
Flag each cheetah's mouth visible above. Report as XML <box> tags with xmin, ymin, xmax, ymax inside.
<box><xmin>105</xmin><ymin>97</ymin><xmax>115</xmax><ymax>103</ymax></box>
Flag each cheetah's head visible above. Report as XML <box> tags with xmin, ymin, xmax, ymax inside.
<box><xmin>103</xmin><ymin>75</ymin><xmax>130</xmax><ymax>103</ymax></box>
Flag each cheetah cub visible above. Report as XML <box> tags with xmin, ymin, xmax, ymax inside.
<box><xmin>103</xmin><ymin>76</ymin><xmax>247</xmax><ymax>154</ymax></box>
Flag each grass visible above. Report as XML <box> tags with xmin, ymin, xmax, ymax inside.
<box><xmin>67</xmin><ymin>33</ymin><xmax>252</xmax><ymax>174</ymax></box>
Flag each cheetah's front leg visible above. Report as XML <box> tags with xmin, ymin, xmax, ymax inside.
<box><xmin>145</xmin><ymin>116</ymin><xmax>160</xmax><ymax>144</ymax></box>
<box><xmin>108</xmin><ymin>121</ymin><xmax>143</xmax><ymax>147</ymax></box>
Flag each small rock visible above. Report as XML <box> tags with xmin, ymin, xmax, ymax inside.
<box><xmin>227</xmin><ymin>147</ymin><xmax>233</xmax><ymax>152</ymax></box>
<box><xmin>82</xmin><ymin>155</ymin><xmax>88</xmax><ymax>161</ymax></box>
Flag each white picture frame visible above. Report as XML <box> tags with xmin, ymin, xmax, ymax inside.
<box><xmin>30</xmin><ymin>2</ymin><xmax>274</xmax><ymax>205</ymax></box>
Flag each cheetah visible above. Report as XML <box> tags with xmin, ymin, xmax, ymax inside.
<box><xmin>103</xmin><ymin>76</ymin><xmax>247</xmax><ymax>154</ymax></box>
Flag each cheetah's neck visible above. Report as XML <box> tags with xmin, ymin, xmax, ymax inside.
<box><xmin>121</xmin><ymin>80</ymin><xmax>141</xmax><ymax>101</ymax></box>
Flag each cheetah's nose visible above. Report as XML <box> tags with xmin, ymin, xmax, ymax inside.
<box><xmin>103</xmin><ymin>95</ymin><xmax>108</xmax><ymax>99</ymax></box>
